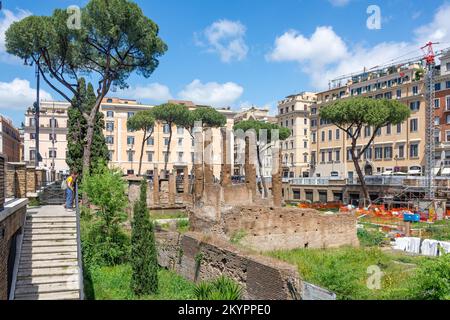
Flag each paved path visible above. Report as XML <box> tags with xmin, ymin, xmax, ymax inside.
<box><xmin>12</xmin><ymin>205</ymin><xmax>82</xmax><ymax>300</ymax></box>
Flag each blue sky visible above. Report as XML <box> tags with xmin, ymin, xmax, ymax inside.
<box><xmin>1</xmin><ymin>0</ymin><xmax>450</xmax><ymax>126</ymax></box>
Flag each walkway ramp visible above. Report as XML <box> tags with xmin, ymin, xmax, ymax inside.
<box><xmin>12</xmin><ymin>205</ymin><xmax>82</xmax><ymax>300</ymax></box>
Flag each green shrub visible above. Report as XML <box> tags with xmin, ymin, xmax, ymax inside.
<box><xmin>82</xmin><ymin>221</ymin><xmax>130</xmax><ymax>267</ymax></box>
<box><xmin>408</xmin><ymin>253</ymin><xmax>450</xmax><ymax>300</ymax></box>
<box><xmin>130</xmin><ymin>179</ymin><xmax>158</xmax><ymax>295</ymax></box>
<box><xmin>194</xmin><ymin>276</ymin><xmax>243</xmax><ymax>300</ymax></box>
<box><xmin>230</xmin><ymin>230</ymin><xmax>247</xmax><ymax>245</ymax></box>
<box><xmin>176</xmin><ymin>219</ymin><xmax>189</xmax><ymax>233</ymax></box>
<box><xmin>357</xmin><ymin>228</ymin><xmax>387</xmax><ymax>247</ymax></box>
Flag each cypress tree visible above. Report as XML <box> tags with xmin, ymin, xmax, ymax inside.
<box><xmin>67</xmin><ymin>78</ymin><xmax>109</xmax><ymax>174</ymax></box>
<box><xmin>131</xmin><ymin>178</ymin><xmax>159</xmax><ymax>295</ymax></box>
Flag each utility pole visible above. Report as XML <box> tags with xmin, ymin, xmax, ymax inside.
<box><xmin>34</xmin><ymin>63</ymin><xmax>40</xmax><ymax>168</ymax></box>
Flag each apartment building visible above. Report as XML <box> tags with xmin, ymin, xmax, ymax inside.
<box><xmin>24</xmin><ymin>98</ymin><xmax>236</xmax><ymax>178</ymax></box>
<box><xmin>277</xmin><ymin>92</ymin><xmax>317</xmax><ymax>178</ymax></box>
<box><xmin>0</xmin><ymin>115</ymin><xmax>21</xmax><ymax>162</ymax></box>
<box><xmin>24</xmin><ymin>101</ymin><xmax>69</xmax><ymax>175</ymax></box>
<box><xmin>308</xmin><ymin>61</ymin><xmax>431</xmax><ymax>180</ymax></box>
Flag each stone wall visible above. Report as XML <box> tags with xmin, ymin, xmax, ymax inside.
<box><xmin>156</xmin><ymin>231</ymin><xmax>302</xmax><ymax>300</ymax></box>
<box><xmin>0</xmin><ymin>156</ymin><xmax>5</xmax><ymax>210</ymax></box>
<box><xmin>0</xmin><ymin>199</ymin><xmax>28</xmax><ymax>300</ymax></box>
<box><xmin>5</xmin><ymin>163</ymin><xmax>26</xmax><ymax>199</ymax></box>
<box><xmin>220</xmin><ymin>206</ymin><xmax>359</xmax><ymax>251</ymax></box>
<box><xmin>26</xmin><ymin>166</ymin><xmax>36</xmax><ymax>195</ymax></box>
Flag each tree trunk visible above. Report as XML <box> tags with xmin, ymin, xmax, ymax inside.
<box><xmin>138</xmin><ymin>128</ymin><xmax>147</xmax><ymax>176</ymax></box>
<box><xmin>83</xmin><ymin>122</ymin><xmax>95</xmax><ymax>177</ymax></box>
<box><xmin>256</xmin><ymin>145</ymin><xmax>268</xmax><ymax>198</ymax></box>
<box><xmin>164</xmin><ymin>124</ymin><xmax>172</xmax><ymax>179</ymax></box>
<box><xmin>352</xmin><ymin>155</ymin><xmax>370</xmax><ymax>207</ymax></box>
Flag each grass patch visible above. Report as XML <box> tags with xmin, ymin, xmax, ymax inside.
<box><xmin>267</xmin><ymin>246</ymin><xmax>435</xmax><ymax>300</ymax></box>
<box><xmin>85</xmin><ymin>264</ymin><xmax>195</xmax><ymax>300</ymax></box>
<box><xmin>150</xmin><ymin>209</ymin><xmax>187</xmax><ymax>220</ymax></box>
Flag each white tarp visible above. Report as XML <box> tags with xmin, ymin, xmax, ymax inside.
<box><xmin>442</xmin><ymin>168</ymin><xmax>450</xmax><ymax>175</ymax></box>
<box><xmin>393</xmin><ymin>238</ymin><xmax>450</xmax><ymax>256</ymax></box>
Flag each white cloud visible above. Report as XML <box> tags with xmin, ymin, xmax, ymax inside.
<box><xmin>414</xmin><ymin>3</ymin><xmax>450</xmax><ymax>44</ymax></box>
<box><xmin>178</xmin><ymin>79</ymin><xmax>244</xmax><ymax>107</ymax></box>
<box><xmin>121</xmin><ymin>83</ymin><xmax>172</xmax><ymax>103</ymax></box>
<box><xmin>0</xmin><ymin>9</ymin><xmax>32</xmax><ymax>62</ymax></box>
<box><xmin>328</xmin><ymin>0</ymin><xmax>350</xmax><ymax>7</ymax></box>
<box><xmin>196</xmin><ymin>19</ymin><xmax>248</xmax><ymax>63</ymax></box>
<box><xmin>0</xmin><ymin>78</ymin><xmax>52</xmax><ymax>110</ymax></box>
<box><xmin>266</xmin><ymin>27</ymin><xmax>347</xmax><ymax>67</ymax></box>
<box><xmin>267</xmin><ymin>3</ymin><xmax>450</xmax><ymax>89</ymax></box>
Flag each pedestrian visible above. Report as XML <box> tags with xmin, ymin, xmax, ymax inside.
<box><xmin>65</xmin><ymin>171</ymin><xmax>78</xmax><ymax>211</ymax></box>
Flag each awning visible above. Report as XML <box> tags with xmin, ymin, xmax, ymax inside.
<box><xmin>442</xmin><ymin>168</ymin><xmax>450</xmax><ymax>175</ymax></box>
<box><xmin>408</xmin><ymin>169</ymin><xmax>421</xmax><ymax>174</ymax></box>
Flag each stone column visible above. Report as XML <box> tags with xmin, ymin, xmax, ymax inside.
<box><xmin>204</xmin><ymin>128</ymin><xmax>214</xmax><ymax>184</ymax></box>
<box><xmin>244</xmin><ymin>136</ymin><xmax>257</xmax><ymax>199</ymax></box>
<box><xmin>272</xmin><ymin>147</ymin><xmax>282</xmax><ymax>207</ymax></box>
<box><xmin>183</xmin><ymin>166</ymin><xmax>189</xmax><ymax>194</ymax></box>
<box><xmin>153</xmin><ymin>165</ymin><xmax>159</xmax><ymax>205</ymax></box>
<box><xmin>194</xmin><ymin>129</ymin><xmax>204</xmax><ymax>202</ymax></box>
<box><xmin>168</xmin><ymin>169</ymin><xmax>176</xmax><ymax>206</ymax></box>
<box><xmin>220</xmin><ymin>128</ymin><xmax>231</xmax><ymax>187</ymax></box>
<box><xmin>26</xmin><ymin>166</ymin><xmax>36</xmax><ymax>194</ymax></box>
<box><xmin>35</xmin><ymin>169</ymin><xmax>42</xmax><ymax>190</ymax></box>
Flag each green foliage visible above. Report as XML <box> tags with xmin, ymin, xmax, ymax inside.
<box><xmin>67</xmin><ymin>78</ymin><xmax>108</xmax><ymax>174</ymax></box>
<box><xmin>185</xmin><ymin>107</ymin><xmax>227</xmax><ymax>130</ymax></box>
<box><xmin>82</xmin><ymin>220</ymin><xmax>130</xmax><ymax>267</ymax></box>
<box><xmin>230</xmin><ymin>230</ymin><xmax>247</xmax><ymax>245</ymax></box>
<box><xmin>85</xmin><ymin>264</ymin><xmax>195</xmax><ymax>300</ymax></box>
<box><xmin>127</xmin><ymin>110</ymin><xmax>155</xmax><ymax>133</ymax></box>
<box><xmin>81</xmin><ymin>164</ymin><xmax>128</xmax><ymax>231</ymax></box>
<box><xmin>176</xmin><ymin>219</ymin><xmax>190</xmax><ymax>233</ymax></box>
<box><xmin>28</xmin><ymin>198</ymin><xmax>41</xmax><ymax>207</ymax></box>
<box><xmin>408</xmin><ymin>253</ymin><xmax>450</xmax><ymax>300</ymax></box>
<box><xmin>422</xmin><ymin>221</ymin><xmax>450</xmax><ymax>241</ymax></box>
<box><xmin>194</xmin><ymin>276</ymin><xmax>243</xmax><ymax>300</ymax></box>
<box><xmin>233</xmin><ymin>120</ymin><xmax>291</xmax><ymax>141</ymax></box>
<box><xmin>357</xmin><ymin>228</ymin><xmax>388</xmax><ymax>247</ymax></box>
<box><xmin>268</xmin><ymin>247</ymin><xmax>431</xmax><ymax>300</ymax></box>
<box><xmin>130</xmin><ymin>179</ymin><xmax>159</xmax><ymax>295</ymax></box>
<box><xmin>151</xmin><ymin>103</ymin><xmax>190</xmax><ymax>126</ymax></box>
<box><xmin>320</xmin><ymin>97</ymin><xmax>411</xmax><ymax>130</ymax></box>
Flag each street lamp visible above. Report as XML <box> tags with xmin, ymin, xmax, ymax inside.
<box><xmin>25</xmin><ymin>59</ymin><xmax>41</xmax><ymax>168</ymax></box>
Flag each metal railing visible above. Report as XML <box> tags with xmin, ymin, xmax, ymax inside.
<box><xmin>75</xmin><ymin>183</ymin><xmax>84</xmax><ymax>300</ymax></box>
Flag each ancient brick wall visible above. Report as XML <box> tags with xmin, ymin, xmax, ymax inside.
<box><xmin>0</xmin><ymin>156</ymin><xmax>5</xmax><ymax>209</ymax></box>
<box><xmin>156</xmin><ymin>231</ymin><xmax>302</xmax><ymax>300</ymax></box>
<box><xmin>26</xmin><ymin>166</ymin><xmax>36</xmax><ymax>194</ymax></box>
<box><xmin>221</xmin><ymin>206</ymin><xmax>359</xmax><ymax>251</ymax></box>
<box><xmin>0</xmin><ymin>202</ymin><xmax>27</xmax><ymax>300</ymax></box>
<box><xmin>5</xmin><ymin>163</ymin><xmax>26</xmax><ymax>199</ymax></box>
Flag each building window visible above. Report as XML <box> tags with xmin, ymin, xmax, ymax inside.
<box><xmin>435</xmin><ymin>83</ymin><xmax>441</xmax><ymax>91</ymax></box>
<box><xmin>30</xmin><ymin>133</ymin><xmax>36</xmax><ymax>140</ymax></box>
<box><xmin>290</xmin><ymin>141</ymin><xmax>294</xmax><ymax>149</ymax></box>
<box><xmin>397</xmin><ymin>123</ymin><xmax>402</xmax><ymax>134</ymax></box>
<box><xmin>447</xmin><ymin>131</ymin><xmax>450</xmax><ymax>142</ymax></box>
<box><xmin>312</xmin><ymin>132</ymin><xmax>316</xmax><ymax>143</ymax></box>
<box><xmin>178</xmin><ymin>152</ymin><xmax>184</xmax><ymax>162</ymax></box>
<box><xmin>106</xmin><ymin>122</ymin><xmax>114</xmax><ymax>132</ymax></box>
<box><xmin>127</xmin><ymin>151</ymin><xmax>134</xmax><ymax>162</ymax></box>
<box><xmin>164</xmin><ymin>138</ymin><xmax>169</xmax><ymax>146</ymax></box>
<box><xmin>304</xmin><ymin>118</ymin><xmax>308</xmax><ymax>125</ymax></box>
<box><xmin>386</xmin><ymin>124</ymin><xmax>391</xmax><ymax>135</ymax></box>
<box><xmin>328</xmin><ymin>151</ymin><xmax>332</xmax><ymax>162</ymax></box>
<box><xmin>410</xmin><ymin>101</ymin><xmax>420</xmax><ymax>111</ymax></box>
<box><xmin>410</xmin><ymin>119</ymin><xmax>418</xmax><ymax>132</ymax></box>
<box><xmin>396</xmin><ymin>89</ymin><xmax>401</xmax><ymax>98</ymax></box>
<box><xmin>446</xmin><ymin>80</ymin><xmax>450</xmax><ymax>89</ymax></box>
<box><xmin>364</xmin><ymin>126</ymin><xmax>371</xmax><ymax>137</ymax></box>
<box><xmin>127</xmin><ymin>112</ymin><xmax>135</xmax><ymax>119</ymax></box>
<box><xmin>328</xmin><ymin>130</ymin><xmax>332</xmax><ymax>141</ymax></box>
<box><xmin>446</xmin><ymin>96</ymin><xmax>450</xmax><ymax>111</ymax></box>
<box><xmin>48</xmin><ymin>149</ymin><xmax>57</xmax><ymax>158</ymax></box>
<box><xmin>321</xmin><ymin>151</ymin><xmax>325</xmax><ymax>163</ymax></box>
<box><xmin>321</xmin><ymin>131</ymin><xmax>325</xmax><ymax>142</ymax></box>
<box><xmin>178</xmin><ymin>138</ymin><xmax>183</xmax><ymax>146</ymax></box>
<box><xmin>311</xmin><ymin>119</ymin><xmax>317</xmax><ymax>127</ymax></box>
<box><xmin>347</xmin><ymin>149</ymin><xmax>352</xmax><ymax>161</ymax></box>
<box><xmin>177</xmin><ymin>126</ymin><xmax>184</xmax><ymax>135</ymax></box>
<box><xmin>384</xmin><ymin>146</ymin><xmax>393</xmax><ymax>159</ymax></box>
<box><xmin>106</xmin><ymin>136</ymin><xmax>114</xmax><ymax>144</ymax></box>
<box><xmin>147</xmin><ymin>137</ymin><xmax>154</xmax><ymax>146</ymax></box>
<box><xmin>30</xmin><ymin>150</ymin><xmax>36</xmax><ymax>161</ymax></box>
<box><xmin>435</xmin><ymin>117</ymin><xmax>440</xmax><ymax>125</ymax></box>
<box><xmin>304</xmin><ymin>154</ymin><xmax>308</xmax><ymax>163</ymax></box>
<box><xmin>446</xmin><ymin>115</ymin><xmax>450</xmax><ymax>124</ymax></box>
<box><xmin>398</xmin><ymin>145</ymin><xmax>405</xmax><ymax>159</ymax></box>
<box><xmin>435</xmin><ymin>99</ymin><xmax>440</xmax><ymax>108</ymax></box>
<box><xmin>108</xmin><ymin>150</ymin><xmax>113</xmax><ymax>161</ymax></box>
<box><xmin>291</xmin><ymin>119</ymin><xmax>294</xmax><ymax>126</ymax></box>
<box><xmin>303</xmin><ymin>141</ymin><xmax>307</xmax><ymax>148</ymax></box>
<box><xmin>375</xmin><ymin>147</ymin><xmax>383</xmax><ymax>160</ymax></box>
<box><xmin>163</xmin><ymin>124</ymin><xmax>170</xmax><ymax>134</ymax></box>
<box><xmin>127</xmin><ymin>136</ymin><xmax>135</xmax><ymax>145</ymax></box>
<box><xmin>106</xmin><ymin>111</ymin><xmax>114</xmax><ymax>118</ymax></box>
<box><xmin>412</xmin><ymin>86</ymin><xmax>418</xmax><ymax>95</ymax></box>
<box><xmin>336</xmin><ymin>129</ymin><xmax>340</xmax><ymax>140</ymax></box>
<box><xmin>304</xmin><ymin>129</ymin><xmax>307</xmax><ymax>136</ymax></box>
<box><xmin>410</xmin><ymin>143</ymin><xmax>419</xmax><ymax>158</ymax></box>
<box><xmin>335</xmin><ymin>150</ymin><xmax>340</xmax><ymax>162</ymax></box>
<box><xmin>29</xmin><ymin>118</ymin><xmax>36</xmax><ymax>126</ymax></box>
<box><xmin>364</xmin><ymin>148</ymin><xmax>372</xmax><ymax>160</ymax></box>
<box><xmin>147</xmin><ymin>152</ymin><xmax>153</xmax><ymax>162</ymax></box>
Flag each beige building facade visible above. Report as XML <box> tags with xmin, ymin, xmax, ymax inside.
<box><xmin>277</xmin><ymin>92</ymin><xmax>317</xmax><ymax>178</ymax></box>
